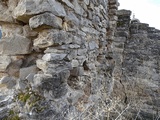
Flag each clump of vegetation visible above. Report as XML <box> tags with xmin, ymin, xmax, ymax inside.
<box><xmin>18</xmin><ymin>92</ymin><xmax>31</xmax><ymax>103</ymax></box>
<box><xmin>16</xmin><ymin>87</ymin><xmax>44</xmax><ymax>108</ymax></box>
<box><xmin>3</xmin><ymin>110</ymin><xmax>20</xmax><ymax>120</ymax></box>
<box><xmin>15</xmin><ymin>87</ymin><xmax>46</xmax><ymax>115</ymax></box>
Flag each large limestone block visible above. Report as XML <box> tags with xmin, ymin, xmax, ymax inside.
<box><xmin>29</xmin><ymin>13</ymin><xmax>62</xmax><ymax>31</ymax></box>
<box><xmin>0</xmin><ymin>56</ymin><xmax>11</xmax><ymax>72</ymax></box>
<box><xmin>13</xmin><ymin>0</ymin><xmax>66</xmax><ymax>23</ymax></box>
<box><xmin>34</xmin><ymin>30</ymin><xmax>72</xmax><ymax>48</ymax></box>
<box><xmin>0</xmin><ymin>35</ymin><xmax>31</xmax><ymax>55</ymax></box>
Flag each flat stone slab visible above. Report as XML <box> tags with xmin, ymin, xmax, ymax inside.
<box><xmin>29</xmin><ymin>13</ymin><xmax>62</xmax><ymax>31</ymax></box>
<box><xmin>0</xmin><ymin>35</ymin><xmax>31</xmax><ymax>55</ymax></box>
<box><xmin>13</xmin><ymin>0</ymin><xmax>66</xmax><ymax>23</ymax></box>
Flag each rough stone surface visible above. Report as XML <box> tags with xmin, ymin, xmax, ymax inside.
<box><xmin>112</xmin><ymin>9</ymin><xmax>160</xmax><ymax>119</ymax></box>
<box><xmin>0</xmin><ymin>35</ymin><xmax>31</xmax><ymax>55</ymax></box>
<box><xmin>0</xmin><ymin>76</ymin><xmax>16</xmax><ymax>89</ymax></box>
<box><xmin>0</xmin><ymin>0</ymin><xmax>159</xmax><ymax>120</ymax></box>
<box><xmin>42</xmin><ymin>53</ymin><xmax>67</xmax><ymax>61</ymax></box>
<box><xmin>33</xmin><ymin>30</ymin><xmax>73</xmax><ymax>48</ymax></box>
<box><xmin>0</xmin><ymin>56</ymin><xmax>11</xmax><ymax>72</ymax></box>
<box><xmin>19</xmin><ymin>65</ymin><xmax>38</xmax><ymax>80</ymax></box>
<box><xmin>13</xmin><ymin>0</ymin><xmax>66</xmax><ymax>23</ymax></box>
<box><xmin>29</xmin><ymin>13</ymin><xmax>63</xmax><ymax>30</ymax></box>
<box><xmin>0</xmin><ymin>0</ymin><xmax>18</xmax><ymax>23</ymax></box>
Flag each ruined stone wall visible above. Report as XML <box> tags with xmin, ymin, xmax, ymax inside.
<box><xmin>0</xmin><ymin>0</ymin><xmax>119</xmax><ymax>119</ymax></box>
<box><xmin>1</xmin><ymin>1</ymin><xmax>159</xmax><ymax>120</ymax></box>
<box><xmin>112</xmin><ymin>9</ymin><xmax>160</xmax><ymax>119</ymax></box>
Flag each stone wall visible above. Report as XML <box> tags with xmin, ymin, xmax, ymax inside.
<box><xmin>0</xmin><ymin>0</ymin><xmax>119</xmax><ymax>119</ymax></box>
<box><xmin>112</xmin><ymin>9</ymin><xmax>160</xmax><ymax>119</ymax></box>
<box><xmin>0</xmin><ymin>0</ymin><xmax>159</xmax><ymax>120</ymax></box>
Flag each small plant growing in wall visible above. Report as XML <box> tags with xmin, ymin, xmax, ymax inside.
<box><xmin>2</xmin><ymin>110</ymin><xmax>20</xmax><ymax>120</ymax></box>
<box><xmin>3</xmin><ymin>86</ymin><xmax>46</xmax><ymax>120</ymax></box>
<box><xmin>16</xmin><ymin>87</ymin><xmax>45</xmax><ymax>113</ymax></box>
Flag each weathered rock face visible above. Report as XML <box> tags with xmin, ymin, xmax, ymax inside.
<box><xmin>112</xmin><ymin>9</ymin><xmax>160</xmax><ymax>119</ymax></box>
<box><xmin>0</xmin><ymin>0</ymin><xmax>119</xmax><ymax>120</ymax></box>
<box><xmin>0</xmin><ymin>0</ymin><xmax>159</xmax><ymax>120</ymax></box>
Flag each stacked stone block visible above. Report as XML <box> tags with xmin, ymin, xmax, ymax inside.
<box><xmin>0</xmin><ymin>0</ymin><xmax>118</xmax><ymax>119</ymax></box>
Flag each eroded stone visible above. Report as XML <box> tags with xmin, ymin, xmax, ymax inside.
<box><xmin>34</xmin><ymin>30</ymin><xmax>73</xmax><ymax>48</ymax></box>
<box><xmin>29</xmin><ymin>13</ymin><xmax>62</xmax><ymax>30</ymax></box>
